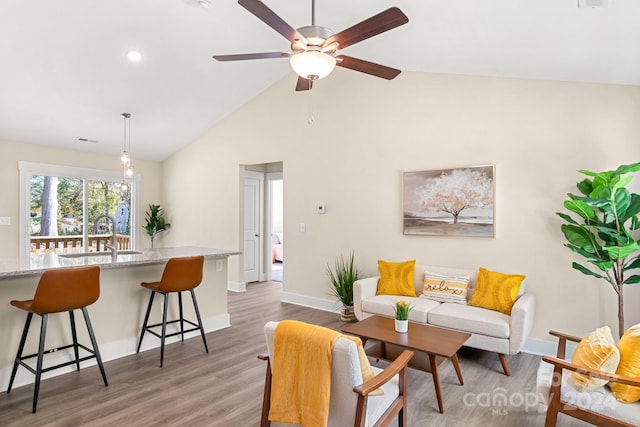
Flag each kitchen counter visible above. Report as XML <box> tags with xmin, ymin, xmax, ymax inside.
<box><xmin>0</xmin><ymin>246</ymin><xmax>240</xmax><ymax>392</ymax></box>
<box><xmin>0</xmin><ymin>246</ymin><xmax>240</xmax><ymax>278</ymax></box>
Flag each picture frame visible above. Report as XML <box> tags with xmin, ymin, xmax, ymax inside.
<box><xmin>403</xmin><ymin>165</ymin><xmax>495</xmax><ymax>237</ymax></box>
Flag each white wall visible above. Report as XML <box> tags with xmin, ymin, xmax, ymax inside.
<box><xmin>0</xmin><ymin>139</ymin><xmax>164</xmax><ymax>256</ymax></box>
<box><xmin>162</xmin><ymin>69</ymin><xmax>640</xmax><ymax>346</ymax></box>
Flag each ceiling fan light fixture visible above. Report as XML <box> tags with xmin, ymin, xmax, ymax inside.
<box><xmin>290</xmin><ymin>51</ymin><xmax>336</xmax><ymax>80</ymax></box>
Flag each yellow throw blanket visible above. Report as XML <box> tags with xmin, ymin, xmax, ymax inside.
<box><xmin>270</xmin><ymin>320</ymin><xmax>340</xmax><ymax>427</ymax></box>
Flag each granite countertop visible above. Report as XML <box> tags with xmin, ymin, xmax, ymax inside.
<box><xmin>0</xmin><ymin>246</ymin><xmax>241</xmax><ymax>278</ymax></box>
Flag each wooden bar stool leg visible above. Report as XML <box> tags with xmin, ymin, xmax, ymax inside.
<box><xmin>160</xmin><ymin>292</ymin><xmax>169</xmax><ymax>367</ymax></box>
<box><xmin>69</xmin><ymin>310</ymin><xmax>80</xmax><ymax>371</ymax></box>
<box><xmin>7</xmin><ymin>312</ymin><xmax>33</xmax><ymax>394</ymax></box>
<box><xmin>179</xmin><ymin>292</ymin><xmax>184</xmax><ymax>342</ymax></box>
<box><xmin>190</xmin><ymin>289</ymin><xmax>208</xmax><ymax>353</ymax></box>
<box><xmin>81</xmin><ymin>307</ymin><xmax>108</xmax><ymax>386</ymax></box>
<box><xmin>137</xmin><ymin>291</ymin><xmax>156</xmax><ymax>353</ymax></box>
<box><xmin>33</xmin><ymin>314</ymin><xmax>48</xmax><ymax>413</ymax></box>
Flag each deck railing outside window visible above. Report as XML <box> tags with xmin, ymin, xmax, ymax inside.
<box><xmin>30</xmin><ymin>235</ymin><xmax>131</xmax><ymax>254</ymax></box>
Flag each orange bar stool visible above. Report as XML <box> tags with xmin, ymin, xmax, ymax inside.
<box><xmin>7</xmin><ymin>265</ymin><xmax>108</xmax><ymax>413</ymax></box>
<box><xmin>136</xmin><ymin>256</ymin><xmax>208</xmax><ymax>367</ymax></box>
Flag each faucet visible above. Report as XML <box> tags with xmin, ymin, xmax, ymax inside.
<box><xmin>94</xmin><ymin>214</ymin><xmax>117</xmax><ymax>261</ymax></box>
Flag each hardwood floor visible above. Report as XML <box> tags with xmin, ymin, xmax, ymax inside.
<box><xmin>0</xmin><ymin>282</ymin><xmax>588</xmax><ymax>426</ymax></box>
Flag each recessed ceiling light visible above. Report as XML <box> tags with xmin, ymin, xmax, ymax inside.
<box><xmin>184</xmin><ymin>0</ymin><xmax>211</xmax><ymax>9</ymax></box>
<box><xmin>126</xmin><ymin>50</ymin><xmax>142</xmax><ymax>62</ymax></box>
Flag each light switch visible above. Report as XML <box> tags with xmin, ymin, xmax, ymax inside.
<box><xmin>0</xmin><ymin>216</ymin><xmax>10</xmax><ymax>226</ymax></box>
<box><xmin>216</xmin><ymin>259</ymin><xmax>223</xmax><ymax>271</ymax></box>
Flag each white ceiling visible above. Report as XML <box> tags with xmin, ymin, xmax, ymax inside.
<box><xmin>1</xmin><ymin>0</ymin><xmax>638</xmax><ymax>162</ymax></box>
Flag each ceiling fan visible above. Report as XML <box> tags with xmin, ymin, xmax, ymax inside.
<box><xmin>213</xmin><ymin>0</ymin><xmax>409</xmax><ymax>91</ymax></box>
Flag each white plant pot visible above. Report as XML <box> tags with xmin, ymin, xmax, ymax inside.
<box><xmin>395</xmin><ymin>319</ymin><xmax>408</xmax><ymax>333</ymax></box>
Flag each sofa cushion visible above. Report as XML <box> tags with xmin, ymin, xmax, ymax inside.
<box><xmin>428</xmin><ymin>303</ymin><xmax>511</xmax><ymax>339</ymax></box>
<box><xmin>570</xmin><ymin>326</ymin><xmax>620</xmax><ymax>393</ymax></box>
<box><xmin>468</xmin><ymin>267</ymin><xmax>525</xmax><ymax>315</ymax></box>
<box><xmin>422</xmin><ymin>272</ymin><xmax>470</xmax><ymax>304</ymax></box>
<box><xmin>610</xmin><ymin>323</ymin><xmax>640</xmax><ymax>403</ymax></box>
<box><xmin>415</xmin><ymin>265</ymin><xmax>478</xmax><ymax>299</ymax></box>
<box><xmin>361</xmin><ymin>295</ymin><xmax>438</xmax><ymax>324</ymax></box>
<box><xmin>376</xmin><ymin>260</ymin><xmax>417</xmax><ymax>297</ymax></box>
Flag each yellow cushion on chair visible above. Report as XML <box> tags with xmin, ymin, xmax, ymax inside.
<box><xmin>376</xmin><ymin>260</ymin><xmax>416</xmax><ymax>297</ymax></box>
<box><xmin>570</xmin><ymin>326</ymin><xmax>620</xmax><ymax>392</ymax></box>
<box><xmin>468</xmin><ymin>267</ymin><xmax>525</xmax><ymax>315</ymax></box>
<box><xmin>610</xmin><ymin>323</ymin><xmax>640</xmax><ymax>403</ymax></box>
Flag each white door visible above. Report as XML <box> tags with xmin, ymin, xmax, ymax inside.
<box><xmin>244</xmin><ymin>171</ymin><xmax>263</xmax><ymax>283</ymax></box>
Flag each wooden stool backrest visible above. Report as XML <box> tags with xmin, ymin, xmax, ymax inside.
<box><xmin>158</xmin><ymin>256</ymin><xmax>204</xmax><ymax>292</ymax></box>
<box><xmin>31</xmin><ymin>265</ymin><xmax>100</xmax><ymax>313</ymax></box>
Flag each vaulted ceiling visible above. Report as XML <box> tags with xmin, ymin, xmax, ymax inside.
<box><xmin>1</xmin><ymin>0</ymin><xmax>638</xmax><ymax>161</ymax></box>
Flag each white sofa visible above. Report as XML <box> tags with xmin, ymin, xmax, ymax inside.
<box><xmin>353</xmin><ymin>264</ymin><xmax>536</xmax><ymax>375</ymax></box>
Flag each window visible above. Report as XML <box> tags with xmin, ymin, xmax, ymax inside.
<box><xmin>19</xmin><ymin>162</ymin><xmax>139</xmax><ymax>257</ymax></box>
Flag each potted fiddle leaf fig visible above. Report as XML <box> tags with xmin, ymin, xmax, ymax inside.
<box><xmin>327</xmin><ymin>252</ymin><xmax>360</xmax><ymax>322</ymax></box>
<box><xmin>557</xmin><ymin>162</ymin><xmax>640</xmax><ymax>338</ymax></box>
<box><xmin>144</xmin><ymin>204</ymin><xmax>171</xmax><ymax>248</ymax></box>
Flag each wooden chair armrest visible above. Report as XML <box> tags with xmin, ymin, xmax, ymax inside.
<box><xmin>542</xmin><ymin>355</ymin><xmax>640</xmax><ymax>387</ymax></box>
<box><xmin>353</xmin><ymin>350</ymin><xmax>414</xmax><ymax>396</ymax></box>
<box><xmin>549</xmin><ymin>330</ymin><xmax>582</xmax><ymax>343</ymax></box>
<box><xmin>258</xmin><ymin>353</ymin><xmax>269</xmax><ymax>361</ymax></box>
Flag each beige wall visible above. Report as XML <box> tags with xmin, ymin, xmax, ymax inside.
<box><xmin>162</xmin><ymin>70</ymin><xmax>640</xmax><ymax>347</ymax></box>
<box><xmin>0</xmin><ymin>139</ymin><xmax>164</xmax><ymax>256</ymax></box>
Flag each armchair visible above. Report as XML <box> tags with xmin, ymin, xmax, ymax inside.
<box><xmin>259</xmin><ymin>321</ymin><xmax>414</xmax><ymax>427</ymax></box>
<box><xmin>538</xmin><ymin>330</ymin><xmax>640</xmax><ymax>427</ymax></box>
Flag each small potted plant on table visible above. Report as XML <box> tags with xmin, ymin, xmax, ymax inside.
<box><xmin>394</xmin><ymin>301</ymin><xmax>412</xmax><ymax>333</ymax></box>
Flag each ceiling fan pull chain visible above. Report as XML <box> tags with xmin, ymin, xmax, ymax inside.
<box><xmin>307</xmin><ymin>81</ymin><xmax>315</xmax><ymax>125</ymax></box>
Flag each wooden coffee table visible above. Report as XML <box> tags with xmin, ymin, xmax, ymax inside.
<box><xmin>342</xmin><ymin>315</ymin><xmax>471</xmax><ymax>414</ymax></box>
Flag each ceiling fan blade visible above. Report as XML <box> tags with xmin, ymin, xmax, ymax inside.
<box><xmin>326</xmin><ymin>7</ymin><xmax>408</xmax><ymax>50</ymax></box>
<box><xmin>213</xmin><ymin>52</ymin><xmax>291</xmax><ymax>61</ymax></box>
<box><xmin>238</xmin><ymin>0</ymin><xmax>306</xmax><ymax>44</ymax></box>
<box><xmin>295</xmin><ymin>76</ymin><xmax>313</xmax><ymax>91</ymax></box>
<box><xmin>336</xmin><ymin>55</ymin><xmax>401</xmax><ymax>80</ymax></box>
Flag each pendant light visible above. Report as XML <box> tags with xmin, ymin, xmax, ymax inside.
<box><xmin>120</xmin><ymin>113</ymin><xmax>133</xmax><ymax>191</ymax></box>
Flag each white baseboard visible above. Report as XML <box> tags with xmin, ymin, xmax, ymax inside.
<box><xmin>0</xmin><ymin>313</ymin><xmax>230</xmax><ymax>393</ymax></box>
<box><xmin>521</xmin><ymin>336</ymin><xmax>577</xmax><ymax>358</ymax></box>
<box><xmin>280</xmin><ymin>292</ymin><xmax>342</xmax><ymax>313</ymax></box>
<box><xmin>227</xmin><ymin>280</ymin><xmax>246</xmax><ymax>292</ymax></box>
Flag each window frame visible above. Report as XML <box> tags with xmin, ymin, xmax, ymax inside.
<box><xmin>19</xmin><ymin>161</ymin><xmax>140</xmax><ymax>257</ymax></box>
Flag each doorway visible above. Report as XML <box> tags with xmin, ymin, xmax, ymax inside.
<box><xmin>242</xmin><ymin>163</ymin><xmax>283</xmax><ymax>284</ymax></box>
<box><xmin>268</xmin><ymin>173</ymin><xmax>283</xmax><ymax>282</ymax></box>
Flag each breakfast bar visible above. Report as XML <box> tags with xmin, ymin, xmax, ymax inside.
<box><xmin>0</xmin><ymin>246</ymin><xmax>239</xmax><ymax>392</ymax></box>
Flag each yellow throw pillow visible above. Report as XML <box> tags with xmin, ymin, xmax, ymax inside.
<box><xmin>422</xmin><ymin>272</ymin><xmax>470</xmax><ymax>304</ymax></box>
<box><xmin>570</xmin><ymin>326</ymin><xmax>620</xmax><ymax>392</ymax></box>
<box><xmin>376</xmin><ymin>260</ymin><xmax>416</xmax><ymax>297</ymax></box>
<box><xmin>610</xmin><ymin>323</ymin><xmax>640</xmax><ymax>403</ymax></box>
<box><xmin>467</xmin><ymin>267</ymin><xmax>525</xmax><ymax>315</ymax></box>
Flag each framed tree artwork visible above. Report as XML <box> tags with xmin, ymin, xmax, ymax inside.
<box><xmin>403</xmin><ymin>165</ymin><xmax>495</xmax><ymax>237</ymax></box>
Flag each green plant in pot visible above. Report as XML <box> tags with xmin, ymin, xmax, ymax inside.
<box><xmin>143</xmin><ymin>204</ymin><xmax>171</xmax><ymax>248</ymax></box>
<box><xmin>557</xmin><ymin>162</ymin><xmax>640</xmax><ymax>338</ymax></box>
<box><xmin>327</xmin><ymin>252</ymin><xmax>360</xmax><ymax>322</ymax></box>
